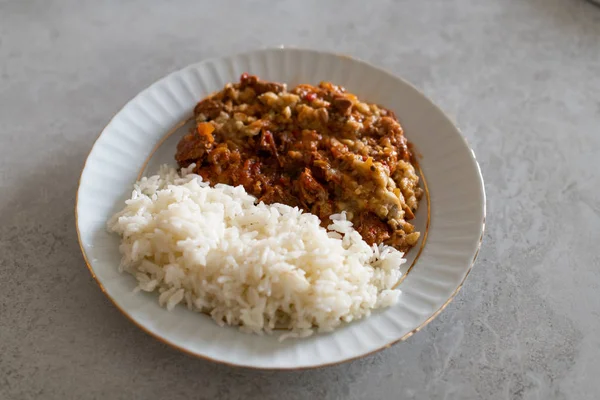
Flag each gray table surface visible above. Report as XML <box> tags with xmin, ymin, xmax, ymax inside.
<box><xmin>1</xmin><ymin>0</ymin><xmax>599</xmax><ymax>399</ymax></box>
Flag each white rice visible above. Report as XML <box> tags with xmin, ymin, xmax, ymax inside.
<box><xmin>107</xmin><ymin>164</ymin><xmax>405</xmax><ymax>339</ymax></box>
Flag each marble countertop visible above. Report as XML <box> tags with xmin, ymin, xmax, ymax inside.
<box><xmin>1</xmin><ymin>0</ymin><xmax>599</xmax><ymax>399</ymax></box>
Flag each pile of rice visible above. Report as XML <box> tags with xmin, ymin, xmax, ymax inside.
<box><xmin>108</xmin><ymin>165</ymin><xmax>405</xmax><ymax>339</ymax></box>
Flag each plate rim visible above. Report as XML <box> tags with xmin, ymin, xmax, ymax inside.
<box><xmin>75</xmin><ymin>47</ymin><xmax>486</xmax><ymax>370</ymax></box>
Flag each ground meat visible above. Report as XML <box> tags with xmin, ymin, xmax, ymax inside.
<box><xmin>194</xmin><ymin>99</ymin><xmax>223</xmax><ymax>120</ymax></box>
<box><xmin>175</xmin><ymin>74</ymin><xmax>423</xmax><ymax>251</ymax></box>
<box><xmin>331</xmin><ymin>95</ymin><xmax>354</xmax><ymax>115</ymax></box>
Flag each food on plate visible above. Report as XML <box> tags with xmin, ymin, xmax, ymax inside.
<box><xmin>107</xmin><ymin>76</ymin><xmax>425</xmax><ymax>337</ymax></box>
<box><xmin>108</xmin><ymin>165</ymin><xmax>405</xmax><ymax>339</ymax></box>
<box><xmin>176</xmin><ymin>74</ymin><xmax>423</xmax><ymax>252</ymax></box>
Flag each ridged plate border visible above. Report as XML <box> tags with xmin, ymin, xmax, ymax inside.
<box><xmin>76</xmin><ymin>48</ymin><xmax>485</xmax><ymax>369</ymax></box>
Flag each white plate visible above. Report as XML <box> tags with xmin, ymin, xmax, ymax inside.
<box><xmin>76</xmin><ymin>48</ymin><xmax>485</xmax><ymax>370</ymax></box>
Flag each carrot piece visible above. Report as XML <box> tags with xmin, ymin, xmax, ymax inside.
<box><xmin>197</xmin><ymin>122</ymin><xmax>215</xmax><ymax>143</ymax></box>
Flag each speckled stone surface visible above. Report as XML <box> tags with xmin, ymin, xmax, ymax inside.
<box><xmin>1</xmin><ymin>0</ymin><xmax>599</xmax><ymax>399</ymax></box>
